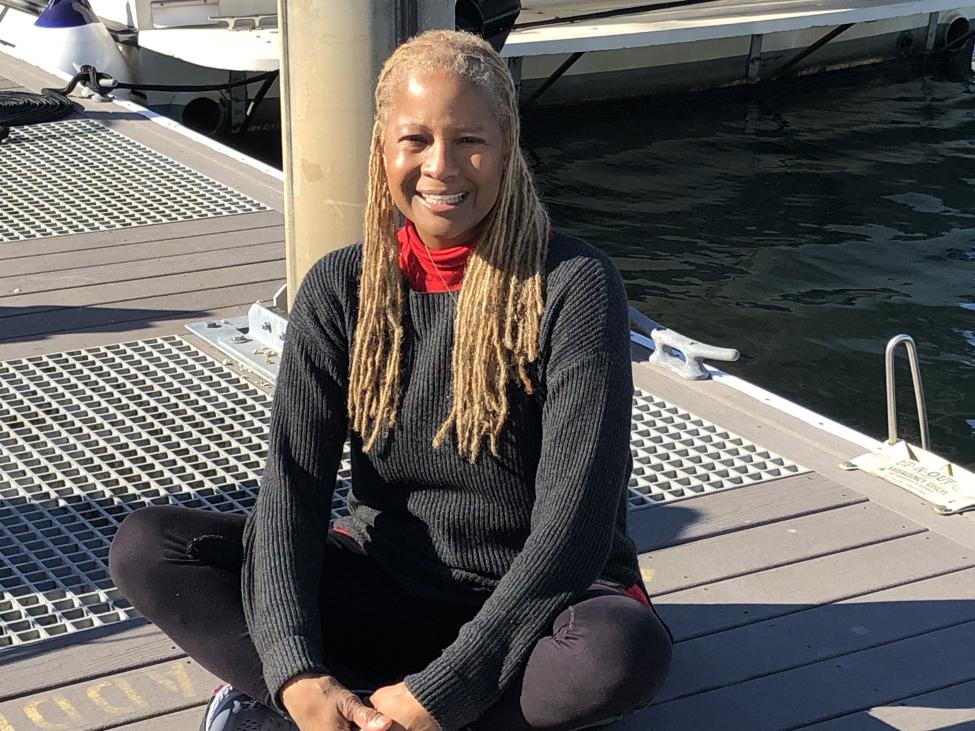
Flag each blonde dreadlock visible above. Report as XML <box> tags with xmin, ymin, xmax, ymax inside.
<box><xmin>348</xmin><ymin>29</ymin><xmax>550</xmax><ymax>462</ymax></box>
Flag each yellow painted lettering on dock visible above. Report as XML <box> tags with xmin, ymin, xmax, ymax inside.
<box><xmin>87</xmin><ymin>679</ymin><xmax>148</xmax><ymax>714</ymax></box>
<box><xmin>22</xmin><ymin>697</ymin><xmax>74</xmax><ymax>729</ymax></box>
<box><xmin>148</xmin><ymin>661</ymin><xmax>196</xmax><ymax>700</ymax></box>
<box><xmin>51</xmin><ymin>699</ymin><xmax>81</xmax><ymax>725</ymax></box>
<box><xmin>19</xmin><ymin>695</ymin><xmax>81</xmax><ymax>729</ymax></box>
<box><xmin>0</xmin><ymin>712</ymin><xmax>15</xmax><ymax>731</ymax></box>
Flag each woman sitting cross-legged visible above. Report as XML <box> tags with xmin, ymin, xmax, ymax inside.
<box><xmin>109</xmin><ymin>29</ymin><xmax>673</xmax><ymax>731</ymax></box>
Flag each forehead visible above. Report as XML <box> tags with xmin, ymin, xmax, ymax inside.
<box><xmin>386</xmin><ymin>71</ymin><xmax>498</xmax><ymax>126</ymax></box>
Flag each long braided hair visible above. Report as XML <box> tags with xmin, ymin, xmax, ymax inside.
<box><xmin>348</xmin><ymin>30</ymin><xmax>550</xmax><ymax>462</ymax></box>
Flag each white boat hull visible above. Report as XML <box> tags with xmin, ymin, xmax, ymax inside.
<box><xmin>0</xmin><ymin>0</ymin><xmax>280</xmax><ymax>133</ymax></box>
<box><xmin>508</xmin><ymin>2</ymin><xmax>975</xmax><ymax>107</ymax></box>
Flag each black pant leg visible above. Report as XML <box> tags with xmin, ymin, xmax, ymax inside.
<box><xmin>472</xmin><ymin>592</ymin><xmax>673</xmax><ymax>731</ymax></box>
<box><xmin>108</xmin><ymin>505</ymin><xmax>275</xmax><ymax>705</ymax></box>
<box><xmin>108</xmin><ymin>506</ymin><xmax>477</xmax><ymax>710</ymax></box>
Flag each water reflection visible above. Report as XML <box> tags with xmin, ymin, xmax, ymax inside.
<box><xmin>526</xmin><ymin>66</ymin><xmax>975</xmax><ymax>466</ymax></box>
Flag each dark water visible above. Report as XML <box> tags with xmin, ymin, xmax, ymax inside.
<box><xmin>230</xmin><ymin>66</ymin><xmax>975</xmax><ymax>466</ymax></box>
<box><xmin>525</xmin><ymin>66</ymin><xmax>975</xmax><ymax>467</ymax></box>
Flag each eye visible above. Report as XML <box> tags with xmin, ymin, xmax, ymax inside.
<box><xmin>459</xmin><ymin>136</ymin><xmax>485</xmax><ymax>145</ymax></box>
<box><xmin>399</xmin><ymin>134</ymin><xmax>427</xmax><ymax>148</ymax></box>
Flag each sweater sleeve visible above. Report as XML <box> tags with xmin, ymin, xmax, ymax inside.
<box><xmin>403</xmin><ymin>253</ymin><xmax>634</xmax><ymax>730</ymax></box>
<box><xmin>240</xmin><ymin>261</ymin><xmax>350</xmax><ymax>712</ymax></box>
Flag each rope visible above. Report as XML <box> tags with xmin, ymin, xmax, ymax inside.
<box><xmin>44</xmin><ymin>65</ymin><xmax>278</xmax><ymax>96</ymax></box>
<box><xmin>0</xmin><ymin>90</ymin><xmax>74</xmax><ymax>142</ymax></box>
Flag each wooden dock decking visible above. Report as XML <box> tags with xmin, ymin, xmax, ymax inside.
<box><xmin>2</xmin><ymin>54</ymin><xmax>975</xmax><ymax>731</ymax></box>
<box><xmin>0</xmin><ymin>55</ymin><xmax>284</xmax><ymax>364</ymax></box>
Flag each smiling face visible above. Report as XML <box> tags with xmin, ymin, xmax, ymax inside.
<box><xmin>382</xmin><ymin>72</ymin><xmax>505</xmax><ymax>250</ymax></box>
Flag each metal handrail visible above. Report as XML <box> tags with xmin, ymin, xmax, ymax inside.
<box><xmin>885</xmin><ymin>334</ymin><xmax>931</xmax><ymax>451</ymax></box>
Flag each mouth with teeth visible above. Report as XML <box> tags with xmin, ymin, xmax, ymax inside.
<box><xmin>417</xmin><ymin>191</ymin><xmax>470</xmax><ymax>212</ymax></box>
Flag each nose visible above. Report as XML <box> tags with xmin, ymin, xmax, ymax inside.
<box><xmin>421</xmin><ymin>139</ymin><xmax>458</xmax><ymax>180</ymax></box>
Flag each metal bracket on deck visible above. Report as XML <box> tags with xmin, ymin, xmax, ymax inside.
<box><xmin>186</xmin><ymin>283</ymin><xmax>288</xmax><ymax>382</ymax></box>
<box><xmin>628</xmin><ymin>307</ymin><xmax>740</xmax><ymax>381</ymax></box>
<box><xmin>247</xmin><ymin>284</ymin><xmax>289</xmax><ymax>351</ymax></box>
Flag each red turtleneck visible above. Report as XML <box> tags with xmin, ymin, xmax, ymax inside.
<box><xmin>397</xmin><ymin>221</ymin><xmax>476</xmax><ymax>293</ymax></box>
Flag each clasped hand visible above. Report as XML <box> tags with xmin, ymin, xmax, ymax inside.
<box><xmin>281</xmin><ymin>674</ymin><xmax>440</xmax><ymax>731</ymax></box>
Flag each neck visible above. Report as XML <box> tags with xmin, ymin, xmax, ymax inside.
<box><xmin>397</xmin><ymin>221</ymin><xmax>476</xmax><ymax>293</ymax></box>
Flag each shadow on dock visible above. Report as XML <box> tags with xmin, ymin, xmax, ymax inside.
<box><xmin>0</xmin><ymin>305</ymin><xmax>229</xmax><ymax>346</ymax></box>
<box><xmin>1</xmin><ymin>493</ymin><xmax>973</xmax><ymax>728</ymax></box>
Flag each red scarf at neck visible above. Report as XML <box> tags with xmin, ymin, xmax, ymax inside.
<box><xmin>397</xmin><ymin>221</ymin><xmax>477</xmax><ymax>293</ymax></box>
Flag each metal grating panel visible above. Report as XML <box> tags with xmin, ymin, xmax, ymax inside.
<box><xmin>0</xmin><ymin>337</ymin><xmax>354</xmax><ymax>650</ymax></box>
<box><xmin>0</xmin><ymin>337</ymin><xmax>803</xmax><ymax>651</ymax></box>
<box><xmin>627</xmin><ymin>388</ymin><xmax>806</xmax><ymax>506</ymax></box>
<box><xmin>0</xmin><ymin>119</ymin><xmax>268</xmax><ymax>243</ymax></box>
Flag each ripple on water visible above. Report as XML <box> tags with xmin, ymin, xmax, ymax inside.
<box><xmin>527</xmin><ymin>68</ymin><xmax>975</xmax><ymax>466</ymax></box>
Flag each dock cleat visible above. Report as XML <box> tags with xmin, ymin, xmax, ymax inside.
<box><xmin>200</xmin><ymin>684</ymin><xmax>297</xmax><ymax>731</ymax></box>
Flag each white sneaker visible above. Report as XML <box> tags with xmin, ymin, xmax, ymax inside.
<box><xmin>200</xmin><ymin>684</ymin><xmax>297</xmax><ymax>731</ymax></box>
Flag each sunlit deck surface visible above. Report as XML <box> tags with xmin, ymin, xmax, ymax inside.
<box><xmin>2</xmin><ymin>54</ymin><xmax>974</xmax><ymax>731</ymax></box>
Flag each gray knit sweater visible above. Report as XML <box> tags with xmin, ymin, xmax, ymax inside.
<box><xmin>241</xmin><ymin>233</ymin><xmax>641</xmax><ymax>731</ymax></box>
